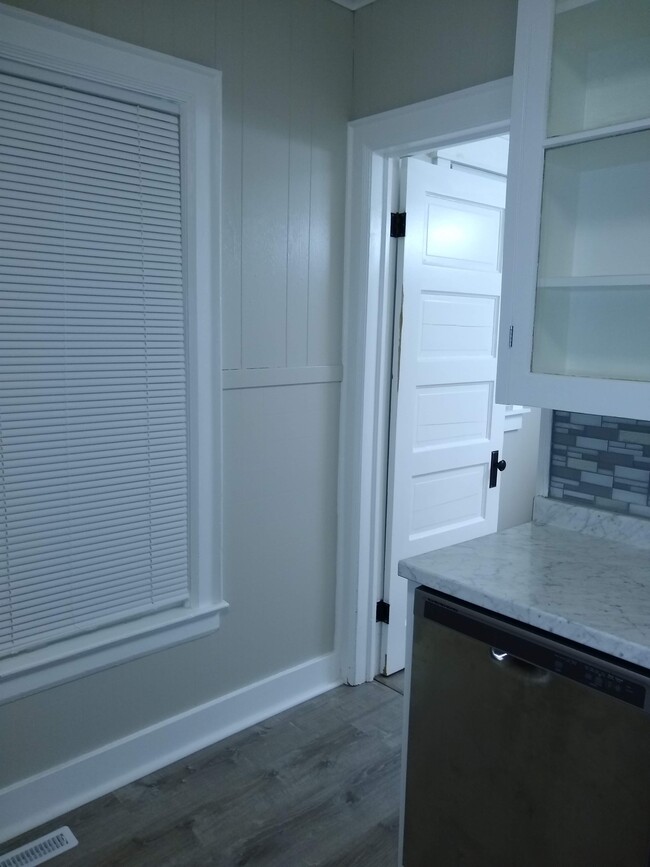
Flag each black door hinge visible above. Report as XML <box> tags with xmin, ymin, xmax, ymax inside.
<box><xmin>508</xmin><ymin>325</ymin><xmax>514</xmax><ymax>348</ymax></box>
<box><xmin>376</xmin><ymin>599</ymin><xmax>390</xmax><ymax>624</ymax></box>
<box><xmin>390</xmin><ymin>212</ymin><xmax>406</xmax><ymax>238</ymax></box>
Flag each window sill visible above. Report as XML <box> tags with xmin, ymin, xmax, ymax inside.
<box><xmin>0</xmin><ymin>601</ymin><xmax>229</xmax><ymax>706</ymax></box>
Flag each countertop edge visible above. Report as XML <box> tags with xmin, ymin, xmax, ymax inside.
<box><xmin>398</xmin><ymin>507</ymin><xmax>650</xmax><ymax>669</ymax></box>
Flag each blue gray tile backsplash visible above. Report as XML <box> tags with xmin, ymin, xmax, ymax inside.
<box><xmin>550</xmin><ymin>411</ymin><xmax>650</xmax><ymax>519</ymax></box>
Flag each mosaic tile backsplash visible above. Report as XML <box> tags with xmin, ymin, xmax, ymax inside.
<box><xmin>550</xmin><ymin>411</ymin><xmax>650</xmax><ymax>520</ymax></box>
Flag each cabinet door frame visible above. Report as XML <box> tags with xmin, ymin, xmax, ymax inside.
<box><xmin>495</xmin><ymin>0</ymin><xmax>650</xmax><ymax>421</ymax></box>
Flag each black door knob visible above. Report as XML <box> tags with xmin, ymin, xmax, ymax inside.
<box><xmin>489</xmin><ymin>451</ymin><xmax>507</xmax><ymax>488</ymax></box>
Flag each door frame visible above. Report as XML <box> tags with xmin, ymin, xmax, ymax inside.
<box><xmin>336</xmin><ymin>77</ymin><xmax>512</xmax><ymax>686</ymax></box>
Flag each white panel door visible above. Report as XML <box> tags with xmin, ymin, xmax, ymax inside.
<box><xmin>381</xmin><ymin>157</ymin><xmax>507</xmax><ymax>675</ymax></box>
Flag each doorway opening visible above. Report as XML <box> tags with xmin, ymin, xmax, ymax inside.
<box><xmin>379</xmin><ymin>135</ymin><xmax>511</xmax><ymax>677</ymax></box>
<box><xmin>336</xmin><ymin>77</ymin><xmax>518</xmax><ymax>687</ymax></box>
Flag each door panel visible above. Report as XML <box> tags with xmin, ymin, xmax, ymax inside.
<box><xmin>424</xmin><ymin>197</ymin><xmax>503</xmax><ymax>269</ymax></box>
<box><xmin>414</xmin><ymin>382</ymin><xmax>492</xmax><ymax>446</ymax></box>
<box><xmin>420</xmin><ymin>293</ymin><xmax>498</xmax><ymax>356</ymax></box>
<box><xmin>381</xmin><ymin>156</ymin><xmax>507</xmax><ymax>675</ymax></box>
<box><xmin>410</xmin><ymin>465</ymin><xmax>487</xmax><ymax>537</ymax></box>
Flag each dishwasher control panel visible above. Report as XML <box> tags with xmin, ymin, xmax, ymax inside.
<box><xmin>552</xmin><ymin>653</ymin><xmax>646</xmax><ymax>708</ymax></box>
<box><xmin>422</xmin><ymin>590</ymin><xmax>649</xmax><ymax>713</ymax></box>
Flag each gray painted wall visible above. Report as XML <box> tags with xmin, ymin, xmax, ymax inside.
<box><xmin>0</xmin><ymin>0</ymin><xmax>351</xmax><ymax>789</ymax></box>
<box><xmin>498</xmin><ymin>410</ymin><xmax>542</xmax><ymax>531</ymax></box>
<box><xmin>0</xmin><ymin>0</ymin><xmax>531</xmax><ymax>799</ymax></box>
<box><xmin>352</xmin><ymin>0</ymin><xmax>518</xmax><ymax>119</ymax></box>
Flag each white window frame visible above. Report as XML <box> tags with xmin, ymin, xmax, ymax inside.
<box><xmin>0</xmin><ymin>3</ymin><xmax>225</xmax><ymax>703</ymax></box>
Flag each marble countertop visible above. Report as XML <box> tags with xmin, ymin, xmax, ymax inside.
<box><xmin>398</xmin><ymin>497</ymin><xmax>650</xmax><ymax>668</ymax></box>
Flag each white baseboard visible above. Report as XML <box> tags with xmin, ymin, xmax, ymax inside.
<box><xmin>0</xmin><ymin>652</ymin><xmax>342</xmax><ymax>846</ymax></box>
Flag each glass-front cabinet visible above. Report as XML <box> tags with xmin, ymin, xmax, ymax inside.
<box><xmin>496</xmin><ymin>0</ymin><xmax>650</xmax><ymax>420</ymax></box>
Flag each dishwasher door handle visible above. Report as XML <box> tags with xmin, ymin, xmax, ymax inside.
<box><xmin>490</xmin><ymin>648</ymin><xmax>550</xmax><ymax>683</ymax></box>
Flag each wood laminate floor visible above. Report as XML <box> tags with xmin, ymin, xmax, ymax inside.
<box><xmin>373</xmin><ymin>672</ymin><xmax>404</xmax><ymax>696</ymax></box>
<box><xmin>2</xmin><ymin>681</ymin><xmax>403</xmax><ymax>867</ymax></box>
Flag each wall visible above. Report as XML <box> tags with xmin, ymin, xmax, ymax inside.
<box><xmin>353</xmin><ymin>2</ymin><xmax>538</xmax><ymax>532</ymax></box>
<box><xmin>0</xmin><ymin>0</ymin><xmax>530</xmax><ymax>829</ymax></box>
<box><xmin>0</xmin><ymin>0</ymin><xmax>351</xmax><ymax>797</ymax></box>
<box><xmin>352</xmin><ymin>0</ymin><xmax>518</xmax><ymax>119</ymax></box>
<box><xmin>550</xmin><ymin>411</ymin><xmax>650</xmax><ymax>519</ymax></box>
<box><xmin>498</xmin><ymin>409</ymin><xmax>542</xmax><ymax>531</ymax></box>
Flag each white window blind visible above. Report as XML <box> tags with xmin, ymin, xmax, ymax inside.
<box><xmin>0</xmin><ymin>72</ymin><xmax>190</xmax><ymax>659</ymax></box>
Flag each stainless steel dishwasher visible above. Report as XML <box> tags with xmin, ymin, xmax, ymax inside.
<box><xmin>403</xmin><ymin>586</ymin><xmax>650</xmax><ymax>867</ymax></box>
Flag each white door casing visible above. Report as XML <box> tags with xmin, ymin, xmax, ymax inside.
<box><xmin>336</xmin><ymin>77</ymin><xmax>513</xmax><ymax>687</ymax></box>
<box><xmin>381</xmin><ymin>158</ymin><xmax>507</xmax><ymax>675</ymax></box>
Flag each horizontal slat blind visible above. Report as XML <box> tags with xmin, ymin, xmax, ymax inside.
<box><xmin>0</xmin><ymin>72</ymin><xmax>189</xmax><ymax>657</ymax></box>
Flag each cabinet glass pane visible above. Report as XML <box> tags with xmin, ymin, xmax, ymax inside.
<box><xmin>532</xmin><ymin>129</ymin><xmax>650</xmax><ymax>381</ymax></box>
<box><xmin>532</xmin><ymin>283</ymin><xmax>650</xmax><ymax>380</ymax></box>
<box><xmin>548</xmin><ymin>0</ymin><xmax>650</xmax><ymax>137</ymax></box>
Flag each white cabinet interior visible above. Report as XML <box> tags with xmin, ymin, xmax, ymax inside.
<box><xmin>497</xmin><ymin>0</ymin><xmax>650</xmax><ymax>420</ymax></box>
<box><xmin>548</xmin><ymin>0</ymin><xmax>650</xmax><ymax>136</ymax></box>
<box><xmin>533</xmin><ymin>129</ymin><xmax>650</xmax><ymax>381</ymax></box>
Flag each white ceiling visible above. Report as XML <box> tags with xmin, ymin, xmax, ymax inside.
<box><xmin>329</xmin><ymin>0</ymin><xmax>377</xmax><ymax>10</ymax></box>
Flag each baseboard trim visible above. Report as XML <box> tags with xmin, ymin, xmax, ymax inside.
<box><xmin>0</xmin><ymin>652</ymin><xmax>342</xmax><ymax>845</ymax></box>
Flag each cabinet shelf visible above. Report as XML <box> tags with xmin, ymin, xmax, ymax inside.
<box><xmin>537</xmin><ymin>129</ymin><xmax>650</xmax><ymax>288</ymax></box>
<box><xmin>532</xmin><ymin>280</ymin><xmax>650</xmax><ymax>382</ymax></box>
<box><xmin>544</xmin><ymin>117</ymin><xmax>650</xmax><ymax>150</ymax></box>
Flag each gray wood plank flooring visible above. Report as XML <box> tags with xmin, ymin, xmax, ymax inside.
<box><xmin>374</xmin><ymin>672</ymin><xmax>404</xmax><ymax>696</ymax></box>
<box><xmin>2</xmin><ymin>682</ymin><xmax>402</xmax><ymax>867</ymax></box>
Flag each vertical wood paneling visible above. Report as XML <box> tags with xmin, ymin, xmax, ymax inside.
<box><xmin>216</xmin><ymin>0</ymin><xmax>245</xmax><ymax>370</ymax></box>
<box><xmin>3</xmin><ymin>0</ymin><xmax>94</xmax><ymax>30</ymax></box>
<box><xmin>171</xmin><ymin>0</ymin><xmax>217</xmax><ymax>68</ymax></box>
<box><xmin>285</xmin><ymin>0</ymin><xmax>315</xmax><ymax>368</ymax></box>
<box><xmin>139</xmin><ymin>0</ymin><xmax>217</xmax><ymax>67</ymax></box>
<box><xmin>137</xmin><ymin>0</ymin><xmax>179</xmax><ymax>58</ymax></box>
<box><xmin>307</xmin><ymin>2</ymin><xmax>351</xmax><ymax>367</ymax></box>
<box><xmin>5</xmin><ymin>0</ymin><xmax>351</xmax><ymax>378</ymax></box>
<box><xmin>0</xmin><ymin>0</ymin><xmax>350</xmax><ymax>804</ymax></box>
<box><xmin>240</xmin><ymin>0</ymin><xmax>292</xmax><ymax>369</ymax></box>
<box><xmin>90</xmin><ymin>0</ymin><xmax>144</xmax><ymax>46</ymax></box>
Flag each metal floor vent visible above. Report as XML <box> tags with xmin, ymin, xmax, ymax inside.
<box><xmin>0</xmin><ymin>827</ymin><xmax>78</xmax><ymax>867</ymax></box>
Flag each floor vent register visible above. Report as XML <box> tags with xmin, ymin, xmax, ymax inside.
<box><xmin>0</xmin><ymin>827</ymin><xmax>78</xmax><ymax>867</ymax></box>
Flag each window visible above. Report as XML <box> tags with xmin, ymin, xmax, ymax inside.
<box><xmin>0</xmin><ymin>7</ymin><xmax>224</xmax><ymax>702</ymax></box>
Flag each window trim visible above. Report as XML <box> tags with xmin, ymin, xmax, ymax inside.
<box><xmin>0</xmin><ymin>4</ymin><xmax>225</xmax><ymax>704</ymax></box>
